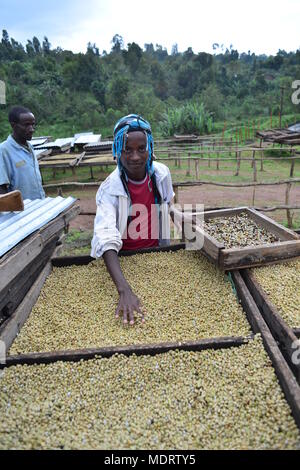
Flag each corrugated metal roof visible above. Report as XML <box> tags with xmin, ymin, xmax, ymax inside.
<box><xmin>289</xmin><ymin>123</ymin><xmax>300</xmax><ymax>132</ymax></box>
<box><xmin>74</xmin><ymin>132</ymin><xmax>94</xmax><ymax>138</ymax></box>
<box><xmin>84</xmin><ymin>140</ymin><xmax>112</xmax><ymax>149</ymax></box>
<box><xmin>35</xmin><ymin>138</ymin><xmax>74</xmax><ymax>150</ymax></box>
<box><xmin>75</xmin><ymin>134</ymin><xmax>101</xmax><ymax>145</ymax></box>
<box><xmin>0</xmin><ymin>196</ymin><xmax>76</xmax><ymax>257</ymax></box>
<box><xmin>35</xmin><ymin>148</ymin><xmax>52</xmax><ymax>159</ymax></box>
<box><xmin>29</xmin><ymin>137</ymin><xmax>50</xmax><ymax>147</ymax></box>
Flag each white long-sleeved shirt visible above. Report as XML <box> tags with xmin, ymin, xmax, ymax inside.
<box><xmin>91</xmin><ymin>162</ymin><xmax>174</xmax><ymax>258</ymax></box>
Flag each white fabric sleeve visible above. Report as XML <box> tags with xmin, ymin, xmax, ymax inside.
<box><xmin>90</xmin><ymin>185</ymin><xmax>123</xmax><ymax>258</ymax></box>
<box><xmin>165</xmin><ymin>165</ymin><xmax>175</xmax><ymax>202</ymax></box>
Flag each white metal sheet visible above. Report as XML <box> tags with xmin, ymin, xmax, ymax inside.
<box><xmin>0</xmin><ymin>196</ymin><xmax>76</xmax><ymax>257</ymax></box>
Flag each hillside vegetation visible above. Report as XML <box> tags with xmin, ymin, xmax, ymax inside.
<box><xmin>0</xmin><ymin>31</ymin><xmax>300</xmax><ymax>139</ymax></box>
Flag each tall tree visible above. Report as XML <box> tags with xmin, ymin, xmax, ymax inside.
<box><xmin>32</xmin><ymin>36</ymin><xmax>42</xmax><ymax>54</ymax></box>
<box><xmin>42</xmin><ymin>37</ymin><xmax>51</xmax><ymax>55</ymax></box>
<box><xmin>111</xmin><ymin>34</ymin><xmax>124</xmax><ymax>53</ymax></box>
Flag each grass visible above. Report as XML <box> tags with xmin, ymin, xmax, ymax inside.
<box><xmin>60</xmin><ymin>229</ymin><xmax>93</xmax><ymax>257</ymax></box>
<box><xmin>39</xmin><ymin>133</ymin><xmax>300</xmax><ymax>231</ymax></box>
<box><xmin>41</xmin><ymin>151</ymin><xmax>300</xmax><ymax>186</ymax></box>
<box><xmin>41</xmin><ymin>165</ymin><xmax>113</xmax><ymax>185</ymax></box>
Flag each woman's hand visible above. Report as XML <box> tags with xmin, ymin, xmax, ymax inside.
<box><xmin>103</xmin><ymin>250</ymin><xmax>145</xmax><ymax>326</ymax></box>
<box><xmin>116</xmin><ymin>287</ymin><xmax>145</xmax><ymax>325</ymax></box>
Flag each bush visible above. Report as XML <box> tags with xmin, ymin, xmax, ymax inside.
<box><xmin>159</xmin><ymin>102</ymin><xmax>213</xmax><ymax>136</ymax></box>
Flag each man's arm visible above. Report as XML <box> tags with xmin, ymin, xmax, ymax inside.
<box><xmin>0</xmin><ymin>184</ymin><xmax>8</xmax><ymax>195</ymax></box>
<box><xmin>103</xmin><ymin>249</ymin><xmax>145</xmax><ymax>325</ymax></box>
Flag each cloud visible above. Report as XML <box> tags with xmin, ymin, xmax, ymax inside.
<box><xmin>1</xmin><ymin>0</ymin><xmax>300</xmax><ymax>55</ymax></box>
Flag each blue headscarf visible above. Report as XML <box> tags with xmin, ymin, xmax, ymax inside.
<box><xmin>112</xmin><ymin>114</ymin><xmax>154</xmax><ymax>178</ymax></box>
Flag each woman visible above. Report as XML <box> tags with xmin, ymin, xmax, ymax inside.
<box><xmin>91</xmin><ymin>114</ymin><xmax>174</xmax><ymax>325</ymax></box>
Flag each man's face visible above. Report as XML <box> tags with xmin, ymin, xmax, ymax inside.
<box><xmin>12</xmin><ymin>112</ymin><xmax>36</xmax><ymax>142</ymax></box>
<box><xmin>120</xmin><ymin>131</ymin><xmax>148</xmax><ymax>181</ymax></box>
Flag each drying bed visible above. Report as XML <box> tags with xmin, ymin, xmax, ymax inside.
<box><xmin>8</xmin><ymin>250</ymin><xmax>252</xmax><ymax>355</ymax></box>
<box><xmin>193</xmin><ymin>207</ymin><xmax>300</xmax><ymax>270</ymax></box>
<box><xmin>0</xmin><ymin>338</ymin><xmax>299</xmax><ymax>450</ymax></box>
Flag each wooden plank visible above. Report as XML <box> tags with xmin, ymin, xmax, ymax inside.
<box><xmin>0</xmin><ymin>190</ymin><xmax>24</xmax><ymax>212</ymax></box>
<box><xmin>231</xmin><ymin>271</ymin><xmax>300</xmax><ymax>429</ymax></box>
<box><xmin>202</xmin><ymin>206</ymin><xmax>248</xmax><ymax>220</ymax></box>
<box><xmin>197</xmin><ymin>225</ymin><xmax>223</xmax><ymax>260</ymax></box>
<box><xmin>0</xmin><ymin>262</ymin><xmax>53</xmax><ymax>351</ymax></box>
<box><xmin>1</xmin><ymin>336</ymin><xmax>252</xmax><ymax>368</ymax></box>
<box><xmin>241</xmin><ymin>269</ymin><xmax>300</xmax><ymax>382</ymax></box>
<box><xmin>52</xmin><ymin>244</ymin><xmax>187</xmax><ymax>267</ymax></box>
<box><xmin>246</xmin><ymin>208</ymin><xmax>299</xmax><ymax>241</ymax></box>
<box><xmin>0</xmin><ymin>234</ymin><xmax>43</xmax><ymax>292</ymax></box>
<box><xmin>39</xmin><ymin>204</ymin><xmax>80</xmax><ymax>245</ymax></box>
<box><xmin>0</xmin><ymin>239</ymin><xmax>57</xmax><ymax>320</ymax></box>
<box><xmin>221</xmin><ymin>240</ymin><xmax>300</xmax><ymax>270</ymax></box>
<box><xmin>0</xmin><ymin>204</ymin><xmax>80</xmax><ymax>292</ymax></box>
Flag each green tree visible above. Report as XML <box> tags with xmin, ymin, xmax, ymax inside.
<box><xmin>42</xmin><ymin>37</ymin><xmax>51</xmax><ymax>55</ymax></box>
<box><xmin>111</xmin><ymin>34</ymin><xmax>124</xmax><ymax>53</ymax></box>
<box><xmin>106</xmin><ymin>76</ymin><xmax>129</xmax><ymax>108</ymax></box>
<box><xmin>123</xmin><ymin>42</ymin><xmax>142</xmax><ymax>73</ymax></box>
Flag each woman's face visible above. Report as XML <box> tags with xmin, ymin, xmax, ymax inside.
<box><xmin>120</xmin><ymin>131</ymin><xmax>148</xmax><ymax>181</ymax></box>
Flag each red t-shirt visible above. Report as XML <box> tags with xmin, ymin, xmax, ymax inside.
<box><xmin>122</xmin><ymin>175</ymin><xmax>159</xmax><ymax>251</ymax></box>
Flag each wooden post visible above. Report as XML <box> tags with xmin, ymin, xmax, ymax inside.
<box><xmin>290</xmin><ymin>159</ymin><xmax>295</xmax><ymax>178</ymax></box>
<box><xmin>253</xmin><ymin>157</ymin><xmax>257</xmax><ymax>182</ymax></box>
<box><xmin>186</xmin><ymin>154</ymin><xmax>191</xmax><ymax>177</ymax></box>
<box><xmin>285</xmin><ymin>182</ymin><xmax>293</xmax><ymax>228</ymax></box>
<box><xmin>178</xmin><ymin>157</ymin><xmax>181</xmax><ymax>169</ymax></box>
<box><xmin>260</xmin><ymin>153</ymin><xmax>264</xmax><ymax>172</ymax></box>
<box><xmin>90</xmin><ymin>166</ymin><xmax>94</xmax><ymax>179</ymax></box>
<box><xmin>52</xmin><ymin>168</ymin><xmax>56</xmax><ymax>179</ymax></box>
<box><xmin>195</xmin><ymin>159</ymin><xmax>199</xmax><ymax>180</ymax></box>
<box><xmin>216</xmin><ymin>151</ymin><xmax>220</xmax><ymax>170</ymax></box>
<box><xmin>230</xmin><ymin>137</ymin><xmax>232</xmax><ymax>156</ymax></box>
<box><xmin>270</xmin><ymin>109</ymin><xmax>273</xmax><ymax>129</ymax></box>
<box><xmin>290</xmin><ymin>151</ymin><xmax>295</xmax><ymax>178</ymax></box>
<box><xmin>252</xmin><ymin>186</ymin><xmax>256</xmax><ymax>207</ymax></box>
<box><xmin>72</xmin><ymin>167</ymin><xmax>76</xmax><ymax>177</ymax></box>
<box><xmin>235</xmin><ymin>152</ymin><xmax>241</xmax><ymax>176</ymax></box>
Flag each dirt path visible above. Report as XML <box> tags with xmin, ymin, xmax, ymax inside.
<box><xmin>68</xmin><ymin>184</ymin><xmax>300</xmax><ymax>231</ymax></box>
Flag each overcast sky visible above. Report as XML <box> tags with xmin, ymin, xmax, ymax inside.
<box><xmin>1</xmin><ymin>0</ymin><xmax>300</xmax><ymax>55</ymax></box>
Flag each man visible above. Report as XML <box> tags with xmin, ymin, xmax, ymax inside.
<box><xmin>91</xmin><ymin>114</ymin><xmax>174</xmax><ymax>326</ymax></box>
<box><xmin>0</xmin><ymin>106</ymin><xmax>45</xmax><ymax>199</ymax></box>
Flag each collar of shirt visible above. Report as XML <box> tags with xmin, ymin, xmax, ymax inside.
<box><xmin>7</xmin><ymin>134</ymin><xmax>34</xmax><ymax>156</ymax></box>
<box><xmin>107</xmin><ymin>162</ymin><xmax>169</xmax><ymax>197</ymax></box>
